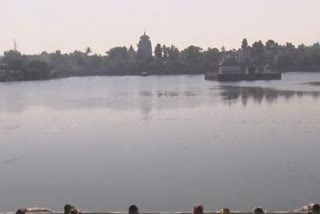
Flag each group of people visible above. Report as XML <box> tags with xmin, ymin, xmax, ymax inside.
<box><xmin>295</xmin><ymin>203</ymin><xmax>320</xmax><ymax>214</ymax></box>
<box><xmin>15</xmin><ymin>203</ymin><xmax>320</xmax><ymax>214</ymax></box>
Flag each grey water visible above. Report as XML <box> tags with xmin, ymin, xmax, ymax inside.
<box><xmin>0</xmin><ymin>73</ymin><xmax>320</xmax><ymax>212</ymax></box>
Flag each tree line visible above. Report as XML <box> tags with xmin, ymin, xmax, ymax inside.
<box><xmin>1</xmin><ymin>38</ymin><xmax>320</xmax><ymax>81</ymax></box>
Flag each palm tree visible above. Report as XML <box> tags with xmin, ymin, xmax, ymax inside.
<box><xmin>85</xmin><ymin>47</ymin><xmax>92</xmax><ymax>55</ymax></box>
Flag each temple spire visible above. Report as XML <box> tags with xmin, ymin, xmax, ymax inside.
<box><xmin>138</xmin><ymin>30</ymin><xmax>152</xmax><ymax>57</ymax></box>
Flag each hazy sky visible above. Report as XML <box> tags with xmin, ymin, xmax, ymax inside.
<box><xmin>1</xmin><ymin>0</ymin><xmax>320</xmax><ymax>54</ymax></box>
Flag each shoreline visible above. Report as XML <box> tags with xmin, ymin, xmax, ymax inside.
<box><xmin>1</xmin><ymin>70</ymin><xmax>320</xmax><ymax>83</ymax></box>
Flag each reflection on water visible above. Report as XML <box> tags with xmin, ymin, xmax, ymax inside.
<box><xmin>0</xmin><ymin>82</ymin><xmax>205</xmax><ymax>114</ymax></box>
<box><xmin>0</xmin><ymin>157</ymin><xmax>21</xmax><ymax>166</ymax></box>
<box><xmin>302</xmin><ymin>81</ymin><xmax>320</xmax><ymax>86</ymax></box>
<box><xmin>0</xmin><ymin>73</ymin><xmax>320</xmax><ymax>212</ymax></box>
<box><xmin>218</xmin><ymin>85</ymin><xmax>320</xmax><ymax>106</ymax></box>
<box><xmin>1</xmin><ymin>78</ymin><xmax>320</xmax><ymax>115</ymax></box>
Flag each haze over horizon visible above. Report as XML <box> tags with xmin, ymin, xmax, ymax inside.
<box><xmin>1</xmin><ymin>0</ymin><xmax>320</xmax><ymax>55</ymax></box>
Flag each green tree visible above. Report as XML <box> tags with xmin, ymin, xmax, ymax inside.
<box><xmin>107</xmin><ymin>47</ymin><xmax>128</xmax><ymax>61</ymax></box>
<box><xmin>252</xmin><ymin>40</ymin><xmax>265</xmax><ymax>65</ymax></box>
<box><xmin>2</xmin><ymin>50</ymin><xmax>24</xmax><ymax>70</ymax></box>
<box><xmin>241</xmin><ymin>38</ymin><xmax>249</xmax><ymax>50</ymax></box>
<box><xmin>312</xmin><ymin>42</ymin><xmax>320</xmax><ymax>49</ymax></box>
<box><xmin>252</xmin><ymin>41</ymin><xmax>264</xmax><ymax>53</ymax></box>
<box><xmin>167</xmin><ymin>45</ymin><xmax>180</xmax><ymax>62</ymax></box>
<box><xmin>55</xmin><ymin>50</ymin><xmax>61</xmax><ymax>55</ymax></box>
<box><xmin>276</xmin><ymin>55</ymin><xmax>293</xmax><ymax>71</ymax></box>
<box><xmin>203</xmin><ymin>48</ymin><xmax>220</xmax><ymax>69</ymax></box>
<box><xmin>85</xmin><ymin>47</ymin><xmax>92</xmax><ymax>55</ymax></box>
<box><xmin>265</xmin><ymin>40</ymin><xmax>276</xmax><ymax>49</ymax></box>
<box><xmin>162</xmin><ymin>45</ymin><xmax>168</xmax><ymax>61</ymax></box>
<box><xmin>86</xmin><ymin>54</ymin><xmax>104</xmax><ymax>74</ymax></box>
<box><xmin>309</xmin><ymin>47</ymin><xmax>320</xmax><ymax>66</ymax></box>
<box><xmin>182</xmin><ymin>46</ymin><xmax>203</xmax><ymax>64</ymax></box>
<box><xmin>298</xmin><ymin>44</ymin><xmax>306</xmax><ymax>51</ymax></box>
<box><xmin>25</xmin><ymin>60</ymin><xmax>50</xmax><ymax>80</ymax></box>
<box><xmin>71</xmin><ymin>51</ymin><xmax>86</xmax><ymax>66</ymax></box>
<box><xmin>154</xmin><ymin>44</ymin><xmax>162</xmax><ymax>60</ymax></box>
<box><xmin>286</xmin><ymin>42</ymin><xmax>295</xmax><ymax>49</ymax></box>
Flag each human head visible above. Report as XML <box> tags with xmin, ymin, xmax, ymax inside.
<box><xmin>64</xmin><ymin>204</ymin><xmax>75</xmax><ymax>214</ymax></box>
<box><xmin>16</xmin><ymin>209</ymin><xmax>26</xmax><ymax>214</ymax></box>
<box><xmin>129</xmin><ymin>205</ymin><xmax>139</xmax><ymax>214</ymax></box>
<box><xmin>193</xmin><ymin>204</ymin><xmax>204</xmax><ymax>214</ymax></box>
<box><xmin>310</xmin><ymin>204</ymin><xmax>320</xmax><ymax>214</ymax></box>
<box><xmin>253</xmin><ymin>208</ymin><xmax>265</xmax><ymax>214</ymax></box>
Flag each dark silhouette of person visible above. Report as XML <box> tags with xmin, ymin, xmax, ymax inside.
<box><xmin>193</xmin><ymin>204</ymin><xmax>204</xmax><ymax>214</ymax></box>
<box><xmin>253</xmin><ymin>208</ymin><xmax>265</xmax><ymax>214</ymax></box>
<box><xmin>16</xmin><ymin>209</ymin><xmax>26</xmax><ymax>214</ymax></box>
<box><xmin>129</xmin><ymin>205</ymin><xmax>139</xmax><ymax>214</ymax></box>
<box><xmin>64</xmin><ymin>204</ymin><xmax>75</xmax><ymax>214</ymax></box>
<box><xmin>309</xmin><ymin>204</ymin><xmax>320</xmax><ymax>214</ymax></box>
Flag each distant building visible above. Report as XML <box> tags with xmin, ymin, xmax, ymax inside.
<box><xmin>128</xmin><ymin>45</ymin><xmax>136</xmax><ymax>59</ymax></box>
<box><xmin>128</xmin><ymin>45</ymin><xmax>137</xmax><ymax>63</ymax></box>
<box><xmin>219</xmin><ymin>57</ymin><xmax>241</xmax><ymax>74</ymax></box>
<box><xmin>137</xmin><ymin>31</ymin><xmax>152</xmax><ymax>57</ymax></box>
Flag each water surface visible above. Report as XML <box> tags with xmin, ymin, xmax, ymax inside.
<box><xmin>0</xmin><ymin>73</ymin><xmax>320</xmax><ymax>212</ymax></box>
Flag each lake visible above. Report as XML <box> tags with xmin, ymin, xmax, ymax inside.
<box><xmin>0</xmin><ymin>73</ymin><xmax>320</xmax><ymax>212</ymax></box>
